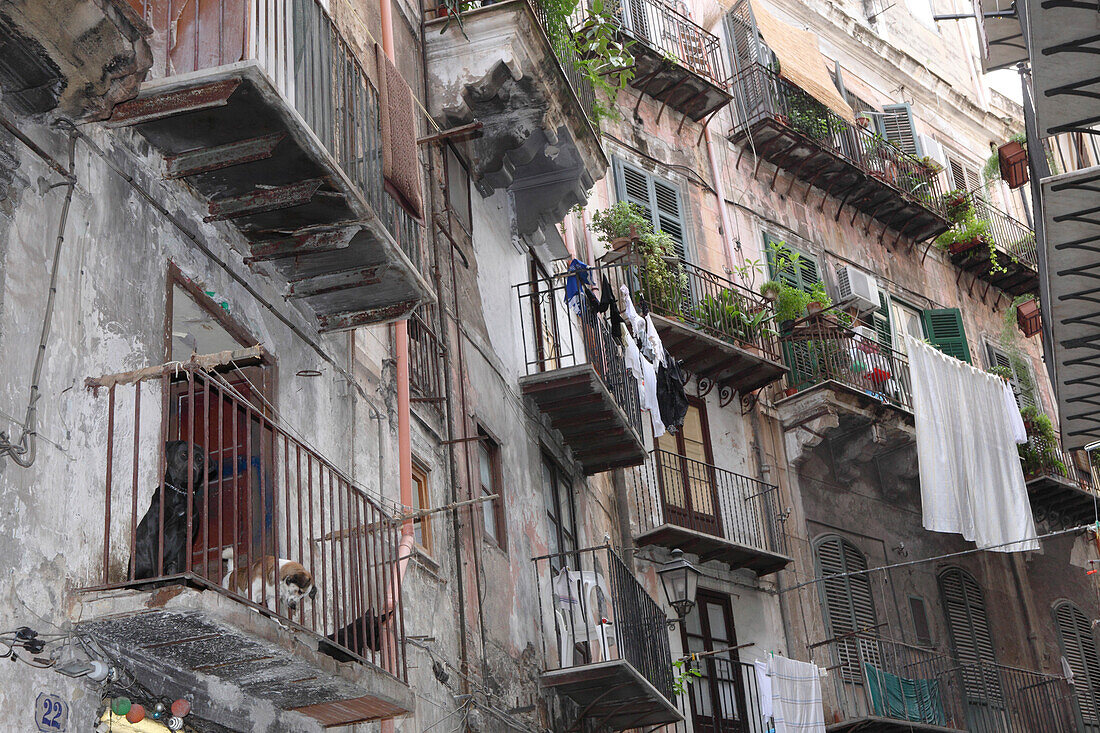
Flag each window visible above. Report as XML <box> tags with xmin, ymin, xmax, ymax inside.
<box><xmin>412</xmin><ymin>462</ymin><xmax>432</xmax><ymax>554</ymax></box>
<box><xmin>815</xmin><ymin>535</ymin><xmax>880</xmax><ymax>681</ymax></box>
<box><xmin>909</xmin><ymin>596</ymin><xmax>933</xmax><ymax>646</ymax></box>
<box><xmin>614</xmin><ymin>159</ymin><xmax>688</xmax><ymax>262</ymax></box>
<box><xmin>948</xmin><ymin>157</ymin><xmax>984</xmax><ymax>196</ymax></box>
<box><xmin>681</xmin><ymin>591</ymin><xmax>748</xmax><ymax>728</ymax></box>
<box><xmin>444</xmin><ymin>145</ymin><xmax>472</xmax><ymax>234</ymax></box>
<box><xmin>938</xmin><ymin>567</ymin><xmax>998</xmax><ymax>699</ymax></box>
<box><xmin>922</xmin><ymin>308</ymin><xmax>971</xmax><ymax>363</ymax></box>
<box><xmin>477</xmin><ymin>429</ymin><xmax>505</xmax><ymax>549</ymax></box>
<box><xmin>764</xmin><ymin>235</ymin><xmax>820</xmax><ymax>294</ymax></box>
<box><xmin>877</xmin><ymin>104</ymin><xmax>922</xmax><ymax>157</ymax></box>
<box><xmin>655</xmin><ymin>398</ymin><xmax>719</xmax><ymax>533</ymax></box>
<box><xmin>542</xmin><ymin>455</ymin><xmax>577</xmax><ymax>571</ymax></box>
<box><xmin>1053</xmin><ymin>600</ymin><xmax>1100</xmax><ymax>725</ymax></box>
<box><xmin>986</xmin><ymin>343</ymin><xmax>1036</xmax><ymax>409</ymax></box>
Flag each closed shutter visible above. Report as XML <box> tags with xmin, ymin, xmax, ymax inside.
<box><xmin>816</xmin><ymin>536</ymin><xmax>880</xmax><ymax>682</ymax></box>
<box><xmin>949</xmin><ymin>158</ymin><xmax>968</xmax><ymax>192</ymax></box>
<box><xmin>939</xmin><ymin>568</ymin><xmax>1000</xmax><ymax>702</ymax></box>
<box><xmin>986</xmin><ymin>343</ymin><xmax>1035</xmax><ymax>409</ymax></box>
<box><xmin>765</xmin><ymin>236</ymin><xmax>820</xmax><ymax>293</ymax></box>
<box><xmin>878</xmin><ymin>103</ymin><xmax>922</xmax><ymax>157</ymax></box>
<box><xmin>1054</xmin><ymin>601</ymin><xmax>1100</xmax><ymax>724</ymax></box>
<box><xmin>873</xmin><ymin>291</ymin><xmax>892</xmax><ymax>350</ymax></box>
<box><xmin>922</xmin><ymin>308</ymin><xmax>971</xmax><ymax>363</ymax></box>
<box><xmin>615</xmin><ymin>159</ymin><xmax>688</xmax><ymax>262</ymax></box>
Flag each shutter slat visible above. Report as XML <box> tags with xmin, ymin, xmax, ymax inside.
<box><xmin>816</xmin><ymin>536</ymin><xmax>879</xmax><ymax>682</ymax></box>
<box><xmin>923</xmin><ymin>308</ymin><xmax>972</xmax><ymax>363</ymax></box>
<box><xmin>1055</xmin><ymin>601</ymin><xmax>1100</xmax><ymax>721</ymax></box>
<box><xmin>617</xmin><ymin>160</ymin><xmax>686</xmax><ymax>261</ymax></box>
<box><xmin>880</xmin><ymin>104</ymin><xmax>921</xmax><ymax>157</ymax></box>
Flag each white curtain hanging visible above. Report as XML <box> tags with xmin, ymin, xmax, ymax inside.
<box><xmin>904</xmin><ymin>335</ymin><xmax>1039</xmax><ymax>553</ymax></box>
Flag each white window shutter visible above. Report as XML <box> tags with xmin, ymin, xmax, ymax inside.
<box><xmin>880</xmin><ymin>103</ymin><xmax>922</xmax><ymax>157</ymax></box>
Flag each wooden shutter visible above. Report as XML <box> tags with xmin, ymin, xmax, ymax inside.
<box><xmin>949</xmin><ymin>158</ymin><xmax>968</xmax><ymax>192</ymax></box>
<box><xmin>615</xmin><ymin>159</ymin><xmax>687</xmax><ymax>262</ymax></box>
<box><xmin>879</xmin><ymin>103</ymin><xmax>922</xmax><ymax>157</ymax></box>
<box><xmin>816</xmin><ymin>536</ymin><xmax>880</xmax><ymax>682</ymax></box>
<box><xmin>922</xmin><ymin>308</ymin><xmax>971</xmax><ymax>363</ymax></box>
<box><xmin>939</xmin><ymin>568</ymin><xmax>999</xmax><ymax>700</ymax></box>
<box><xmin>873</xmin><ymin>291</ymin><xmax>892</xmax><ymax>350</ymax></box>
<box><xmin>986</xmin><ymin>343</ymin><xmax>1035</xmax><ymax>409</ymax></box>
<box><xmin>1054</xmin><ymin>601</ymin><xmax>1100</xmax><ymax>723</ymax></box>
<box><xmin>765</xmin><ymin>236</ymin><xmax>820</xmax><ymax>293</ymax></box>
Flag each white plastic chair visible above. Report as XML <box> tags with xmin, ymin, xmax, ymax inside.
<box><xmin>552</xmin><ymin>567</ymin><xmax>616</xmax><ymax>666</ymax></box>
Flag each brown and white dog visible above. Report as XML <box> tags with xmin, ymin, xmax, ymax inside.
<box><xmin>221</xmin><ymin>547</ymin><xmax>316</xmax><ymax>612</ymax></box>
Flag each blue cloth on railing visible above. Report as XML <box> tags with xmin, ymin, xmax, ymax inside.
<box><xmin>864</xmin><ymin>662</ymin><xmax>946</xmax><ymax>725</ymax></box>
<box><xmin>563</xmin><ymin>258</ymin><xmax>591</xmax><ymax>315</ymax></box>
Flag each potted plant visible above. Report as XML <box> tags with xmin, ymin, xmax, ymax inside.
<box><xmin>935</xmin><ymin>214</ymin><xmax>991</xmax><ymax>256</ymax></box>
<box><xmin>773</xmin><ymin>283</ymin><xmax>810</xmax><ymax>335</ymax></box>
<box><xmin>917</xmin><ymin>155</ymin><xmax>944</xmax><ymax>175</ymax></box>
<box><xmin>940</xmin><ymin>189</ymin><xmax>971</xmax><ymax>224</ymax></box>
<box><xmin>855</xmin><ymin>113</ymin><xmax>871</xmax><ymax>129</ymax></box>
<box><xmin>805</xmin><ymin>281</ymin><xmax>831</xmax><ymax>317</ymax></box>
<box><xmin>760</xmin><ymin>280</ymin><xmax>782</xmax><ymax>303</ymax></box>
<box><xmin>1015</xmin><ymin>296</ymin><xmax>1041</xmax><ymax>338</ymax></box>
<box><xmin>591</xmin><ymin>201</ymin><xmax>648</xmax><ymax>259</ymax></box>
<box><xmin>1019</xmin><ymin>406</ymin><xmax>1065</xmax><ymax>478</ymax></box>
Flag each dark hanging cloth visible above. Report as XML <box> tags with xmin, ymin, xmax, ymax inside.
<box><xmin>563</xmin><ymin>258</ymin><xmax>591</xmax><ymax>315</ymax></box>
<box><xmin>657</xmin><ymin>358</ymin><xmax>689</xmax><ymax>433</ymax></box>
<box><xmin>596</xmin><ymin>275</ymin><xmax>624</xmax><ymax>345</ymax></box>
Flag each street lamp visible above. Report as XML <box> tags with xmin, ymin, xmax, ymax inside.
<box><xmin>657</xmin><ymin>549</ymin><xmax>700</xmax><ymax>622</ymax></box>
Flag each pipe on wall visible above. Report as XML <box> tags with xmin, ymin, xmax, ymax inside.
<box><xmin>704</xmin><ymin>128</ymin><xmax>738</xmax><ymax>273</ymax></box>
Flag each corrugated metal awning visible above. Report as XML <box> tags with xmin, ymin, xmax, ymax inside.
<box><xmin>750</xmin><ymin>2</ymin><xmax>855</xmax><ymax>123</ymax></box>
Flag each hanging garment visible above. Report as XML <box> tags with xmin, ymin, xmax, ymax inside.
<box><xmin>564</xmin><ymin>259</ymin><xmax>591</xmax><ymax>315</ymax></box>
<box><xmin>597</xmin><ymin>275</ymin><xmax>624</xmax><ymax>345</ymax></box>
<box><xmin>622</xmin><ymin>323</ymin><xmax>666</xmax><ymax>439</ymax></box>
<box><xmin>620</xmin><ymin>284</ymin><xmax>647</xmax><ymax>343</ymax></box>
<box><xmin>904</xmin><ymin>334</ymin><xmax>1039</xmax><ymax>552</ymax></box>
<box><xmin>656</xmin><ymin>358</ymin><xmax>689</xmax><ymax>433</ymax></box>
<box><xmin>768</xmin><ymin>655</ymin><xmax>825</xmax><ymax>733</ymax></box>
<box><xmin>754</xmin><ymin>659</ymin><xmax>774</xmax><ymax>720</ymax></box>
<box><xmin>864</xmin><ymin>663</ymin><xmax>946</xmax><ymax>725</ymax></box>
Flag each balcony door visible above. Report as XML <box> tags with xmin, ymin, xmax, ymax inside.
<box><xmin>655</xmin><ymin>397</ymin><xmax>721</xmax><ymax>536</ymax></box>
<box><xmin>682</xmin><ymin>591</ymin><xmax>750</xmax><ymax>732</ymax></box>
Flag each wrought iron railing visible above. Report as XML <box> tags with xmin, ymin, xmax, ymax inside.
<box><xmin>408</xmin><ymin>308</ymin><xmax>443</xmax><ymax>406</ymax></box>
<box><xmin>730</xmin><ymin>64</ymin><xmax>947</xmax><ymax>219</ymax></box>
<box><xmin>81</xmin><ymin>358</ymin><xmax>407</xmax><ymax>681</ymax></box>
<box><xmin>779</xmin><ymin>319</ymin><xmax>913</xmax><ymax>411</ymax></box>
<box><xmin>649</xmin><ymin>656</ymin><xmax>771</xmax><ymax>732</ymax></box>
<box><xmin>956</xmin><ymin>660</ymin><xmax>1080</xmax><ymax>733</ymax></box>
<box><xmin>966</xmin><ymin>193</ymin><xmax>1038</xmax><ymax>272</ymax></box>
<box><xmin>632</xmin><ymin>449</ymin><xmax>787</xmax><ymax>556</ymax></box>
<box><xmin>605</xmin><ymin>0</ymin><xmax>727</xmax><ymax>87</ymax></box>
<box><xmin>534</xmin><ymin>545</ymin><xmax>675</xmax><ymax>701</ymax></box>
<box><xmin>127</xmin><ymin>0</ymin><xmax>421</xmax><ymax>268</ymax></box>
<box><xmin>515</xmin><ymin>266</ymin><xmax>644</xmax><ymax>437</ymax></box>
<box><xmin>529</xmin><ymin>0</ymin><xmax>600</xmax><ymax>124</ymax></box>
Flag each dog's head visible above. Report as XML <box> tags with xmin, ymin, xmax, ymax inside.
<box><xmin>165</xmin><ymin>440</ymin><xmax>206</xmax><ymax>489</ymax></box>
<box><xmin>279</xmin><ymin>564</ymin><xmax>316</xmax><ymax>611</ymax></box>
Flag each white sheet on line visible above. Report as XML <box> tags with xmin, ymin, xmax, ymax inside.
<box><xmin>768</xmin><ymin>655</ymin><xmax>825</xmax><ymax>733</ymax></box>
<box><xmin>904</xmin><ymin>335</ymin><xmax>1039</xmax><ymax>552</ymax></box>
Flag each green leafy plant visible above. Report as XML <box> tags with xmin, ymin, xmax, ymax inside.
<box><xmin>940</xmin><ymin>189</ymin><xmax>971</xmax><ymax>224</ymax></box>
<box><xmin>787</xmin><ymin>93</ymin><xmax>830</xmax><ymax>140</ymax></box>
<box><xmin>1019</xmin><ymin>405</ymin><xmax>1065</xmax><ymax>477</ymax></box>
<box><xmin>983</xmin><ymin>132</ymin><xmax>1027</xmax><ymax>186</ymax></box>
<box><xmin>917</xmin><ymin>155</ymin><xmax>944</xmax><ymax>174</ymax></box>
<box><xmin>671</xmin><ymin>658</ymin><xmax>703</xmax><ymax>697</ymax></box>
<box><xmin>590</xmin><ymin>200</ymin><xmax>648</xmax><ymax>242</ymax></box>
<box><xmin>690</xmin><ymin>289</ymin><xmax>776</xmax><ymax>344</ymax></box>
<box><xmin>553</xmin><ymin>0</ymin><xmax>635</xmax><ymax>127</ymax></box>
<box><xmin>590</xmin><ymin>202</ymin><xmax>687</xmax><ymax>313</ymax></box>
<box><xmin>934</xmin><ymin>212</ymin><xmax>991</xmax><ymax>255</ymax></box>
<box><xmin>760</xmin><ymin>280</ymin><xmax>782</xmax><ymax>302</ymax></box>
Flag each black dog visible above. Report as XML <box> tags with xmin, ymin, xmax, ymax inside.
<box><xmin>319</xmin><ymin>610</ymin><xmax>391</xmax><ymax>663</ymax></box>
<box><xmin>131</xmin><ymin>440</ymin><xmax>206</xmax><ymax>580</ymax></box>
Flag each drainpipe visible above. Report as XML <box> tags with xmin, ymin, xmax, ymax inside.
<box><xmin>704</xmin><ymin>129</ymin><xmax>737</xmax><ymax>273</ymax></box>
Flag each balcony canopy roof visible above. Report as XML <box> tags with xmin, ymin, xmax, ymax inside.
<box><xmin>1043</xmin><ymin>166</ymin><xmax>1100</xmax><ymax>450</ymax></box>
<box><xmin>750</xmin><ymin>1</ymin><xmax>855</xmax><ymax>123</ymax></box>
<box><xmin>972</xmin><ymin>0</ymin><xmax>1027</xmax><ymax>72</ymax></box>
<box><xmin>1022</xmin><ymin>0</ymin><xmax>1100</xmax><ymax>137</ymax></box>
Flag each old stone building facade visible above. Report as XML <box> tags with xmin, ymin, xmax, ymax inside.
<box><xmin>0</xmin><ymin>0</ymin><xmax>1097</xmax><ymax>731</ymax></box>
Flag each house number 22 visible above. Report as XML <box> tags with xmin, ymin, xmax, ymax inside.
<box><xmin>35</xmin><ymin>693</ymin><xmax>67</xmax><ymax>732</ymax></box>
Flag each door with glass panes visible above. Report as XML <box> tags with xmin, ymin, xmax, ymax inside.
<box><xmin>655</xmin><ymin>398</ymin><xmax>721</xmax><ymax>536</ymax></box>
<box><xmin>682</xmin><ymin>591</ymin><xmax>750</xmax><ymax>733</ymax></box>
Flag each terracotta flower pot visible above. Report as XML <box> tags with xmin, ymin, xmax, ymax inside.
<box><xmin>998</xmin><ymin>141</ymin><xmax>1029</xmax><ymax>189</ymax></box>
<box><xmin>949</xmin><ymin>239</ymin><xmax>981</xmax><ymax>256</ymax></box>
<box><xmin>806</xmin><ymin>301</ymin><xmax>825</xmax><ymax>316</ymax></box>
<box><xmin>1017</xmin><ymin>298</ymin><xmax>1041</xmax><ymax>337</ymax></box>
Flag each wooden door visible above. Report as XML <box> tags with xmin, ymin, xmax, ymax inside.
<box><xmin>682</xmin><ymin>591</ymin><xmax>750</xmax><ymax>733</ymax></box>
<box><xmin>655</xmin><ymin>397</ymin><xmax>722</xmax><ymax>535</ymax></box>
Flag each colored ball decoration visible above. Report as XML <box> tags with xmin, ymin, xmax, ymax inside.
<box><xmin>170</xmin><ymin>699</ymin><xmax>191</xmax><ymax>717</ymax></box>
<box><xmin>126</xmin><ymin>704</ymin><xmax>145</xmax><ymax>723</ymax></box>
<box><xmin>166</xmin><ymin>716</ymin><xmax>184</xmax><ymax>731</ymax></box>
<box><xmin>110</xmin><ymin>697</ymin><xmax>131</xmax><ymax>715</ymax></box>
<box><xmin>150</xmin><ymin>701</ymin><xmax>167</xmax><ymax>720</ymax></box>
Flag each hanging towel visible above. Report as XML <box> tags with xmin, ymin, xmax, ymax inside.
<box><xmin>375</xmin><ymin>44</ymin><xmax>423</xmax><ymax>220</ymax></box>
<box><xmin>864</xmin><ymin>663</ymin><xmax>946</xmax><ymax>725</ymax></box>
<box><xmin>621</xmin><ymin>322</ymin><xmax>665</xmax><ymax>438</ymax></box>
<box><xmin>768</xmin><ymin>655</ymin><xmax>825</xmax><ymax>733</ymax></box>
<box><xmin>564</xmin><ymin>259</ymin><xmax>591</xmax><ymax>315</ymax></box>
<box><xmin>754</xmin><ymin>659</ymin><xmax>774</xmax><ymax>720</ymax></box>
<box><xmin>904</xmin><ymin>335</ymin><xmax>1039</xmax><ymax>552</ymax></box>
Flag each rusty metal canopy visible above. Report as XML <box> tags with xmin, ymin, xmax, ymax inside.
<box><xmin>1042</xmin><ymin>166</ymin><xmax>1100</xmax><ymax>450</ymax></box>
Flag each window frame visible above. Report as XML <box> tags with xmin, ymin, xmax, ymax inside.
<box><xmin>985</xmin><ymin>340</ymin><xmax>1037</xmax><ymax>410</ymax></box>
<box><xmin>542</xmin><ymin>453</ymin><xmax>579</xmax><ymax>572</ymax></box>
<box><xmin>612</xmin><ymin>157</ymin><xmax>691</xmax><ymax>263</ymax></box>
<box><xmin>411</xmin><ymin>460</ymin><xmax>433</xmax><ymax>555</ymax></box>
<box><xmin>908</xmin><ymin>595</ymin><xmax>934</xmax><ymax>647</ymax></box>
<box><xmin>443</xmin><ymin>143</ymin><xmax>473</xmax><ymax>236</ymax></box>
<box><xmin>813</xmin><ymin>534</ymin><xmax>881</xmax><ymax>682</ymax></box>
<box><xmin>476</xmin><ymin>425</ymin><xmax>506</xmax><ymax>551</ymax></box>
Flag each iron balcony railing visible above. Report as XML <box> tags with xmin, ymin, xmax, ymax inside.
<box><xmin>515</xmin><ymin>266</ymin><xmax>644</xmax><ymax>437</ymax></box>
<box><xmin>605</xmin><ymin>0</ymin><xmax>727</xmax><ymax>88</ymax></box>
<box><xmin>780</xmin><ymin>319</ymin><xmax>913</xmax><ymax>411</ymax></box>
<box><xmin>408</xmin><ymin>308</ymin><xmax>443</xmax><ymax>407</ymax></box>
<box><xmin>82</xmin><ymin>358</ymin><xmax>407</xmax><ymax>682</ymax></box>
<box><xmin>530</xmin><ymin>0</ymin><xmax>600</xmax><ymax>124</ymax></box>
<box><xmin>649</xmin><ymin>656</ymin><xmax>771</xmax><ymax>733</ymax></box>
<box><xmin>731</xmin><ymin>64</ymin><xmax>947</xmax><ymax>218</ymax></box>
<box><xmin>810</xmin><ymin>632</ymin><xmax>966</xmax><ymax>729</ymax></box>
<box><xmin>632</xmin><ymin>449</ymin><xmax>787</xmax><ymax>556</ymax></box>
<box><xmin>956</xmin><ymin>660</ymin><xmax>1080</xmax><ymax>733</ymax></box>
<box><xmin>966</xmin><ymin>193</ymin><xmax>1039</xmax><ymax>272</ymax></box>
<box><xmin>534</xmin><ymin>545</ymin><xmax>675</xmax><ymax>700</ymax></box>
<box><xmin>127</xmin><ymin>0</ymin><xmax>421</xmax><ymax>268</ymax></box>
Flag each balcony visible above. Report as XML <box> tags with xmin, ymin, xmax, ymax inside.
<box><xmin>534</xmin><ymin>545</ymin><xmax>682</xmax><ymax>730</ymax></box>
<box><xmin>942</xmin><ymin>196</ymin><xmax>1039</xmax><ymax>297</ymax></box>
<box><xmin>602</xmin><ymin>254</ymin><xmax>787</xmax><ymax>395</ymax></box>
<box><xmin>631</xmin><ymin>450</ymin><xmax>790</xmax><ymax>575</ymax></box>
<box><xmin>655</xmin><ymin>656</ymin><xmax>771</xmax><ymax>733</ymax></box>
<box><xmin>1020</xmin><ymin>430</ymin><xmax>1099</xmax><ymax>527</ymax></box>
<box><xmin>109</xmin><ymin>0</ymin><xmax>431</xmax><ymax>331</ymax></box>
<box><xmin>515</xmin><ymin>270</ymin><xmax>646</xmax><ymax>474</ymax></box>
<box><xmin>605</xmin><ymin>0</ymin><xmax>731</xmax><ymax>121</ymax></box>
<box><xmin>729</xmin><ymin>65</ymin><xmax>949</xmax><ymax>244</ymax></box>
<box><xmin>424</xmin><ymin>0</ymin><xmax>607</xmax><ymax>255</ymax></box>
<box><xmin>78</xmin><ymin>355</ymin><xmax>412</xmax><ymax>728</ymax></box>
<box><xmin>408</xmin><ymin>308</ymin><xmax>444</xmax><ymax>410</ymax></box>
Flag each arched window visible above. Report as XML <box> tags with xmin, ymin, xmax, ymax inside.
<box><xmin>1053</xmin><ymin>600</ymin><xmax>1100</xmax><ymax>727</ymax></box>
<box><xmin>815</xmin><ymin>535</ymin><xmax>879</xmax><ymax>680</ymax></box>
<box><xmin>938</xmin><ymin>567</ymin><xmax>999</xmax><ymax>709</ymax></box>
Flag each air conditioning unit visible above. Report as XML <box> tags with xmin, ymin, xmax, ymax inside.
<box><xmin>918</xmin><ymin>134</ymin><xmax>948</xmax><ymax>169</ymax></box>
<box><xmin>834</xmin><ymin>264</ymin><xmax>880</xmax><ymax>314</ymax></box>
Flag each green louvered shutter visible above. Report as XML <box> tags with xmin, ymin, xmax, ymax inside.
<box><xmin>878</xmin><ymin>103</ymin><xmax>922</xmax><ymax>157</ymax></box>
<box><xmin>872</xmin><ymin>292</ymin><xmax>892</xmax><ymax>350</ymax></box>
<box><xmin>816</xmin><ymin>536</ymin><xmax>880</xmax><ymax>682</ymax></box>
<box><xmin>922</xmin><ymin>308</ymin><xmax>971</xmax><ymax>363</ymax></box>
<box><xmin>765</xmin><ymin>236</ymin><xmax>819</xmax><ymax>293</ymax></box>
<box><xmin>1054</xmin><ymin>601</ymin><xmax>1100</xmax><ymax>724</ymax></box>
<box><xmin>986</xmin><ymin>343</ymin><xmax>1035</xmax><ymax>409</ymax></box>
<box><xmin>615</xmin><ymin>159</ymin><xmax>687</xmax><ymax>262</ymax></box>
<box><xmin>939</xmin><ymin>568</ymin><xmax>1000</xmax><ymax>702</ymax></box>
